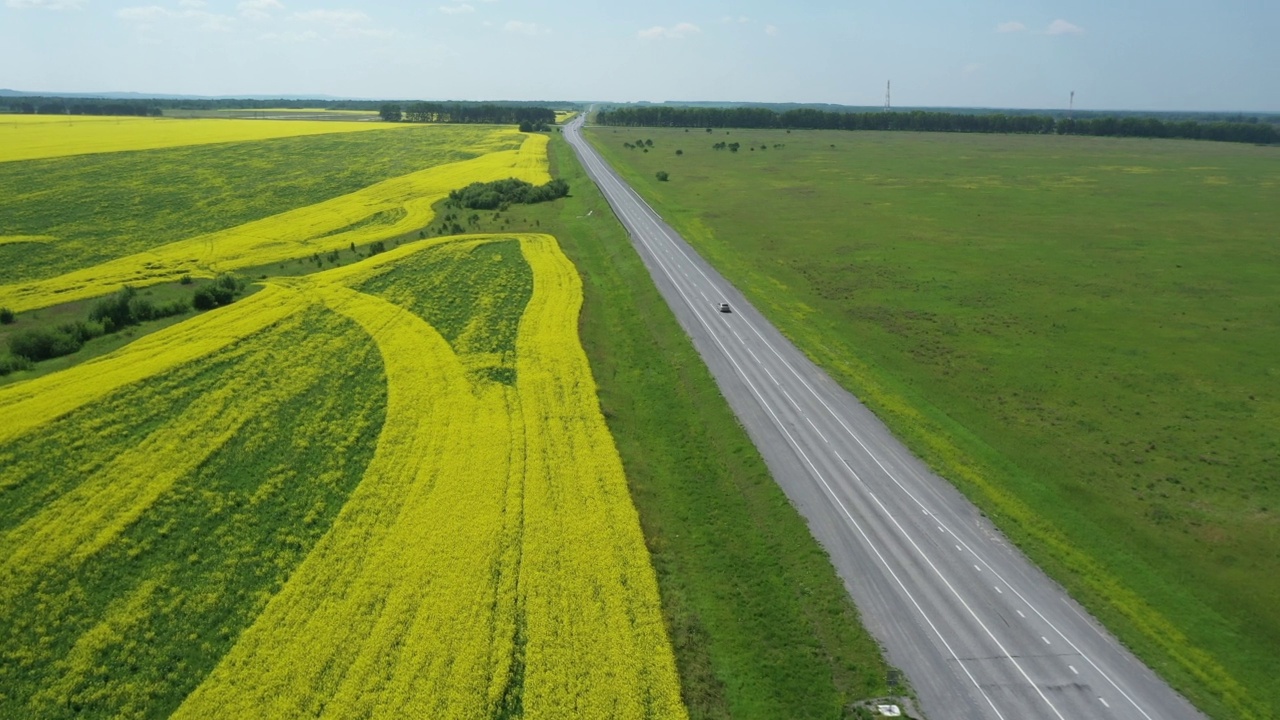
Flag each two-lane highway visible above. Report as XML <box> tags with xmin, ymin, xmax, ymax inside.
<box><xmin>564</xmin><ymin>115</ymin><xmax>1204</xmax><ymax>719</ymax></box>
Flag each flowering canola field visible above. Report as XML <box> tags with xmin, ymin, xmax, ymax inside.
<box><xmin>0</xmin><ymin>114</ymin><xmax>405</xmax><ymax>164</ymax></box>
<box><xmin>0</xmin><ymin>131</ymin><xmax>548</xmax><ymax>312</ymax></box>
<box><xmin>0</xmin><ymin>233</ymin><xmax>687</xmax><ymax>718</ymax></box>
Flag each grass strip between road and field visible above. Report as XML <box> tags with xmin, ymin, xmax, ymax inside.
<box><xmin>528</xmin><ymin>134</ymin><xmax>895</xmax><ymax>718</ymax></box>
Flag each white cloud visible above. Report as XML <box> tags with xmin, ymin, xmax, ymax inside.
<box><xmin>764</xmin><ymin>24</ymin><xmax>777</xmax><ymax>36</ymax></box>
<box><xmin>637</xmin><ymin>22</ymin><xmax>700</xmax><ymax>40</ymax></box>
<box><xmin>117</xmin><ymin>5</ymin><xmax>169</xmax><ymax>21</ymax></box>
<box><xmin>963</xmin><ymin>63</ymin><xmax>982</xmax><ymax>75</ymax></box>
<box><xmin>117</xmin><ymin>4</ymin><xmax>233</xmax><ymax>31</ymax></box>
<box><xmin>259</xmin><ymin>29</ymin><xmax>319</xmax><ymax>42</ymax></box>
<box><xmin>237</xmin><ymin>0</ymin><xmax>282</xmax><ymax>20</ymax></box>
<box><xmin>1046</xmin><ymin>19</ymin><xmax>1083</xmax><ymax>35</ymax></box>
<box><xmin>995</xmin><ymin>21</ymin><xmax>1026</xmax><ymax>33</ymax></box>
<box><xmin>6</xmin><ymin>0</ymin><xmax>85</xmax><ymax>8</ymax></box>
<box><xmin>503</xmin><ymin>20</ymin><xmax>546</xmax><ymax>35</ymax></box>
<box><xmin>178</xmin><ymin>0</ymin><xmax>206</xmax><ymax>7</ymax></box>
<box><xmin>288</xmin><ymin>9</ymin><xmax>395</xmax><ymax>38</ymax></box>
<box><xmin>439</xmin><ymin>3</ymin><xmax>474</xmax><ymax>14</ymax></box>
<box><xmin>719</xmin><ymin>15</ymin><xmax>749</xmax><ymax>24</ymax></box>
<box><xmin>294</xmin><ymin>8</ymin><xmax>369</xmax><ymax>26</ymax></box>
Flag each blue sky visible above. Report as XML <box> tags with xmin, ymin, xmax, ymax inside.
<box><xmin>3</xmin><ymin>0</ymin><xmax>1277</xmax><ymax>111</ymax></box>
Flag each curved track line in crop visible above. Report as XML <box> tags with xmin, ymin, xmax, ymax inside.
<box><xmin>0</xmin><ymin>307</ymin><xmax>358</xmax><ymax>605</ymax></box>
<box><xmin>0</xmin><ymin>285</ymin><xmax>306</xmax><ymax>445</ymax></box>
<box><xmin>0</xmin><ymin>229</ymin><xmax>682</xmax><ymax>717</ymax></box>
<box><xmin>177</xmin><ymin>234</ymin><xmax>685</xmax><ymax>718</ymax></box>
<box><xmin>0</xmin><ymin>133</ymin><xmax>551</xmax><ymax>313</ymax></box>
<box><xmin>173</xmin><ymin>277</ymin><xmax>523</xmax><ymax>718</ymax></box>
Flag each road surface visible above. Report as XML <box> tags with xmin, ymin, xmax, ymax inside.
<box><xmin>564</xmin><ymin>115</ymin><xmax>1204</xmax><ymax>720</ymax></box>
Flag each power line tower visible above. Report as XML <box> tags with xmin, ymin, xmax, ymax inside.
<box><xmin>1068</xmin><ymin>90</ymin><xmax>1075</xmax><ymax>120</ymax></box>
<box><xmin>884</xmin><ymin>80</ymin><xmax>891</xmax><ymax>111</ymax></box>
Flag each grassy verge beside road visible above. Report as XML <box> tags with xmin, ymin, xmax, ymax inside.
<box><xmin>586</xmin><ymin>126</ymin><xmax>1280</xmax><ymax>719</ymax></box>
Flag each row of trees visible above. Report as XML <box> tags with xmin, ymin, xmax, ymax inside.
<box><xmin>380</xmin><ymin>102</ymin><xmax>556</xmax><ymax>126</ymax></box>
<box><xmin>0</xmin><ymin>96</ymin><xmax>576</xmax><ymax>120</ymax></box>
<box><xmin>6</xmin><ymin>99</ymin><xmax>162</xmax><ymax>117</ymax></box>
<box><xmin>596</xmin><ymin>106</ymin><xmax>1279</xmax><ymax>145</ymax></box>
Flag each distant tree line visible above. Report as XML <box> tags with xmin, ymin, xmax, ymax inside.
<box><xmin>380</xmin><ymin>102</ymin><xmax>556</xmax><ymax>126</ymax></box>
<box><xmin>0</xmin><ymin>95</ymin><xmax>579</xmax><ymax>119</ymax></box>
<box><xmin>5</xmin><ymin>97</ymin><xmax>163</xmax><ymax>117</ymax></box>
<box><xmin>619</xmin><ymin>101</ymin><xmax>1280</xmax><ymax>125</ymax></box>
<box><xmin>596</xmin><ymin>106</ymin><xmax>1279</xmax><ymax>145</ymax></box>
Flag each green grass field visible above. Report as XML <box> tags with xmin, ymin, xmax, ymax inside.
<box><xmin>587</xmin><ymin>126</ymin><xmax>1280</xmax><ymax>719</ymax></box>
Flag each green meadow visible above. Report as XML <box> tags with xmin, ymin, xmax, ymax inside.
<box><xmin>587</xmin><ymin>126</ymin><xmax>1280</xmax><ymax>719</ymax></box>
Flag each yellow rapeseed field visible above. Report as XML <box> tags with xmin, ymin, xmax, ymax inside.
<box><xmin>0</xmin><ymin>284</ymin><xmax>306</xmax><ymax>445</ymax></box>
<box><xmin>0</xmin><ymin>133</ymin><xmax>550</xmax><ymax>313</ymax></box>
<box><xmin>0</xmin><ymin>232</ymin><xmax>686</xmax><ymax>718</ymax></box>
<box><xmin>0</xmin><ymin>307</ymin><xmax>322</xmax><ymax>604</ymax></box>
<box><xmin>0</xmin><ymin>114</ymin><xmax>406</xmax><ymax>164</ymax></box>
<box><xmin>174</xmin><ymin>235</ymin><xmax>685</xmax><ymax>718</ymax></box>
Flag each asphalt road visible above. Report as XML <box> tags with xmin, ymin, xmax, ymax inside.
<box><xmin>564</xmin><ymin>116</ymin><xmax>1206</xmax><ymax>720</ymax></box>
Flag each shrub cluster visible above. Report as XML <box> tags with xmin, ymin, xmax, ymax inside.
<box><xmin>0</xmin><ymin>353</ymin><xmax>32</xmax><ymax>376</ymax></box>
<box><xmin>448</xmin><ymin>178</ymin><xmax>570</xmax><ymax>211</ymax></box>
<box><xmin>193</xmin><ymin>274</ymin><xmax>246</xmax><ymax>310</ymax></box>
<box><xmin>8</xmin><ymin>319</ymin><xmax>105</xmax><ymax>363</ymax></box>
<box><xmin>5</xmin><ymin>274</ymin><xmax>247</xmax><ymax>371</ymax></box>
<box><xmin>90</xmin><ymin>286</ymin><xmax>188</xmax><ymax>333</ymax></box>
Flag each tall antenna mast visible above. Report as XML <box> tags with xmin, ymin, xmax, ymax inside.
<box><xmin>1068</xmin><ymin>90</ymin><xmax>1075</xmax><ymax>119</ymax></box>
<box><xmin>885</xmin><ymin>80</ymin><xmax>891</xmax><ymax>111</ymax></box>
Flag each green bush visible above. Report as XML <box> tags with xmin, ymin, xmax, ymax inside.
<box><xmin>0</xmin><ymin>353</ymin><xmax>32</xmax><ymax>376</ymax></box>
<box><xmin>0</xmin><ymin>307</ymin><xmax>14</xmax><ymax>325</ymax></box>
<box><xmin>215</xmin><ymin>273</ymin><xmax>245</xmax><ymax>293</ymax></box>
<box><xmin>191</xmin><ymin>275</ymin><xmax>245</xmax><ymax>311</ymax></box>
<box><xmin>90</xmin><ymin>285</ymin><xmax>188</xmax><ymax>331</ymax></box>
<box><xmin>9</xmin><ymin>320</ymin><xmax>104</xmax><ymax>362</ymax></box>
<box><xmin>656</xmin><ymin>171</ymin><xmax>670</xmax><ymax>182</ymax></box>
<box><xmin>193</xmin><ymin>285</ymin><xmax>234</xmax><ymax>310</ymax></box>
<box><xmin>448</xmin><ymin>178</ymin><xmax>570</xmax><ymax>210</ymax></box>
<box><xmin>90</xmin><ymin>286</ymin><xmax>138</xmax><ymax>330</ymax></box>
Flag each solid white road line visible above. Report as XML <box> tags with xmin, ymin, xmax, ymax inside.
<box><xmin>570</xmin><ymin>122</ymin><xmax>1030</xmax><ymax>719</ymax></box>
<box><xmin>604</xmin><ymin>161</ymin><xmax>1158</xmax><ymax>719</ymax></box>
